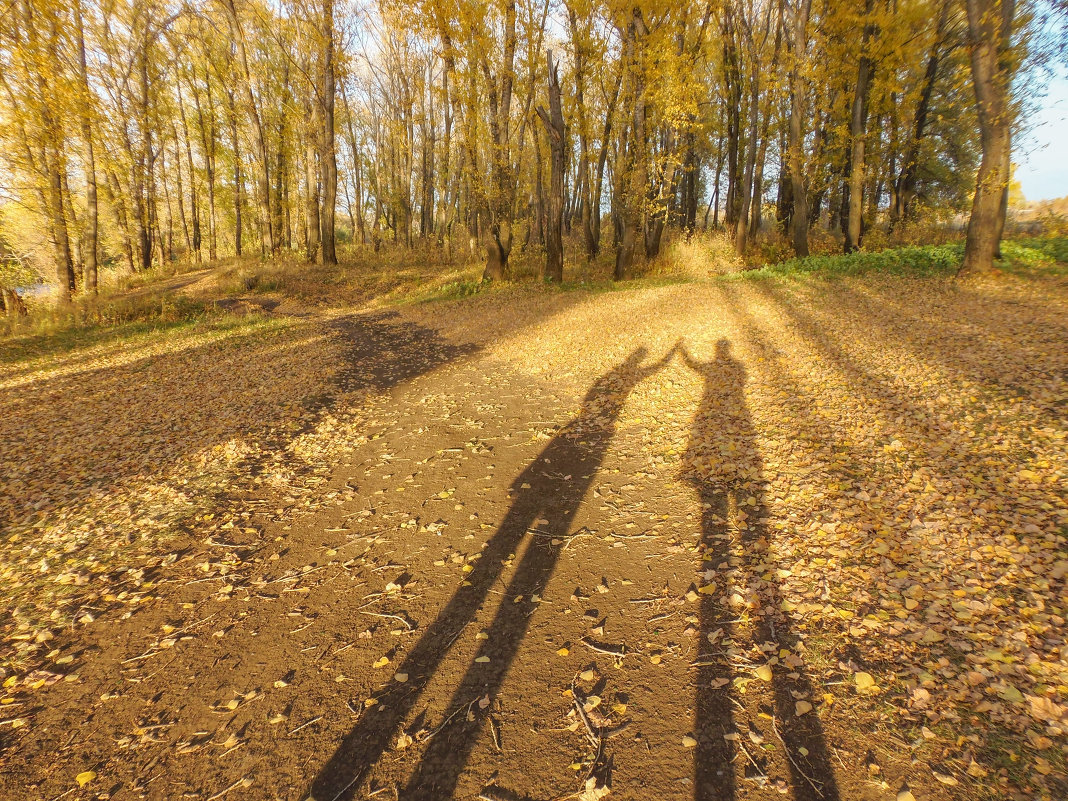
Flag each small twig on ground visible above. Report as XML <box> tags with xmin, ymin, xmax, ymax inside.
<box><xmin>265</xmin><ymin>565</ymin><xmax>326</xmax><ymax>585</ymax></box>
<box><xmin>421</xmin><ymin>698</ymin><xmax>478</xmax><ymax>742</ymax></box>
<box><xmin>609</xmin><ymin>530</ymin><xmax>659</xmax><ymax>540</ymax></box>
<box><xmin>287</xmin><ymin>715</ymin><xmax>322</xmax><ymax>735</ymax></box>
<box><xmin>121</xmin><ymin>650</ymin><xmax>159</xmax><ymax>665</ymax></box>
<box><xmin>184</xmin><ymin>576</ymin><xmax>228</xmax><ymax>586</ymax></box>
<box><xmin>206</xmin><ymin>776</ymin><xmax>252</xmax><ymax>801</ymax></box>
<box><xmin>570</xmin><ymin>676</ymin><xmax>609</xmax><ymax>785</ymax></box>
<box><xmin>735</xmin><ymin>740</ymin><xmax>764</xmax><ymax>773</ymax></box>
<box><xmin>770</xmin><ymin>715</ymin><xmax>823</xmax><ymax>796</ymax></box>
<box><xmin>360</xmin><ymin>611</ymin><xmax>414</xmax><ymax>629</ymax></box>
<box><xmin>579</xmin><ymin>638</ymin><xmax>626</xmax><ymax>658</ymax></box>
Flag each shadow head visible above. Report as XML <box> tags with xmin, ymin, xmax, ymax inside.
<box><xmin>623</xmin><ymin>345</ymin><xmax>650</xmax><ymax>369</ymax></box>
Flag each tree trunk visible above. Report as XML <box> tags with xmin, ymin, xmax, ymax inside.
<box><xmin>891</xmin><ymin>0</ymin><xmax>950</xmax><ymax>228</ymax></box>
<box><xmin>960</xmin><ymin>0</ymin><xmax>1016</xmax><ymax>276</ymax></box>
<box><xmin>223</xmin><ymin>0</ymin><xmax>275</xmax><ymax>256</ymax></box>
<box><xmin>844</xmin><ymin>1</ymin><xmax>878</xmax><ymax>253</ymax></box>
<box><xmin>722</xmin><ymin>9</ymin><xmax>742</xmax><ymax>229</ymax></box>
<box><xmin>788</xmin><ymin>0</ymin><xmax>813</xmax><ymax>257</ymax></box>
<box><xmin>615</xmin><ymin>9</ymin><xmax>647</xmax><ymax>281</ymax></box>
<box><xmin>75</xmin><ymin>0</ymin><xmax>98</xmax><ymax>294</ymax></box>
<box><xmin>321</xmin><ymin>0</ymin><xmax>338</xmax><ymax>264</ymax></box>
<box><xmin>106</xmin><ymin>167</ymin><xmax>135</xmax><ymax>273</ymax></box>
<box><xmin>47</xmin><ymin>154</ymin><xmax>75</xmax><ymax>301</ymax></box>
<box><xmin>191</xmin><ymin>66</ymin><xmax>218</xmax><ymax>261</ymax></box>
<box><xmin>177</xmin><ymin>82</ymin><xmax>202</xmax><ymax>262</ymax></box>
<box><xmin>1</xmin><ymin>288</ymin><xmax>28</xmax><ymax>317</ymax></box>
<box><xmin>587</xmin><ymin>72</ymin><xmax>620</xmax><ymax>259</ymax></box>
<box><xmin>533</xmin><ymin>132</ymin><xmax>546</xmax><ymax>245</ymax></box>
<box><xmin>304</xmin><ymin>101</ymin><xmax>322</xmax><ymax>263</ymax></box>
<box><xmin>682</xmin><ymin>129</ymin><xmax>698</xmax><ymax>235</ymax></box>
<box><xmin>228</xmin><ymin>90</ymin><xmax>244</xmax><ymax>257</ymax></box>
<box><xmin>481</xmin><ymin>0</ymin><xmax>518</xmax><ymax>281</ymax></box>
<box><xmin>734</xmin><ymin>55</ymin><xmax>760</xmax><ymax>253</ymax></box>
<box><xmin>537</xmin><ymin>50</ymin><xmax>566</xmax><ymax>283</ymax></box>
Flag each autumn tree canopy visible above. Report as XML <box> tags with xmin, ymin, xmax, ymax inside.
<box><xmin>0</xmin><ymin>0</ymin><xmax>1054</xmax><ymax>300</ymax></box>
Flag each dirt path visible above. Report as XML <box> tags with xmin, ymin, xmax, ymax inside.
<box><xmin>1</xmin><ymin>274</ymin><xmax>1066</xmax><ymax>801</ymax></box>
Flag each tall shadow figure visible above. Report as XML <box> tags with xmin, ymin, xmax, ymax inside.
<box><xmin>681</xmin><ymin>340</ymin><xmax>840</xmax><ymax>801</ymax></box>
<box><xmin>309</xmin><ymin>346</ymin><xmax>670</xmax><ymax>801</ymax></box>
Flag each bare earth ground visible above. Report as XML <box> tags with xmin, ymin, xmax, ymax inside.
<box><xmin>1</xmin><ymin>271</ymin><xmax>1066</xmax><ymax>801</ymax></box>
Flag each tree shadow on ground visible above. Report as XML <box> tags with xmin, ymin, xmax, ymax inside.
<box><xmin>0</xmin><ymin>309</ymin><xmax>498</xmax><ymax>716</ymax></box>
<box><xmin>679</xmin><ymin>339</ymin><xmax>840</xmax><ymax>801</ymax></box>
<box><xmin>308</xmin><ymin>346</ymin><xmax>671</xmax><ymax>801</ymax></box>
<box><xmin>0</xmin><ymin>311</ymin><xmax>475</xmax><ymax>531</ymax></box>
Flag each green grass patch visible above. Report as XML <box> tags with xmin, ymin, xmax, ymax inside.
<box><xmin>731</xmin><ymin>237</ymin><xmax>1068</xmax><ymax>281</ymax></box>
<box><xmin>736</xmin><ymin>243</ymin><xmax>964</xmax><ymax>279</ymax></box>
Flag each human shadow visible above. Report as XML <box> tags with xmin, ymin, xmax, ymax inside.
<box><xmin>680</xmin><ymin>339</ymin><xmax>840</xmax><ymax>801</ymax></box>
<box><xmin>308</xmin><ymin>345</ymin><xmax>670</xmax><ymax>801</ymax></box>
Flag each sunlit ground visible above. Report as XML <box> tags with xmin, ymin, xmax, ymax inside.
<box><xmin>0</xmin><ymin>266</ymin><xmax>1065</xmax><ymax>800</ymax></box>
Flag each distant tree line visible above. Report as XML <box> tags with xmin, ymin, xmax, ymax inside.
<box><xmin>0</xmin><ymin>0</ymin><xmax>1054</xmax><ymax>303</ymax></box>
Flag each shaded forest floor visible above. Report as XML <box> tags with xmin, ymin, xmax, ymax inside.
<box><xmin>0</xmin><ymin>254</ymin><xmax>1066</xmax><ymax>801</ymax></box>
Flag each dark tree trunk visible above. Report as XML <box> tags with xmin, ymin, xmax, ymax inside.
<box><xmin>788</xmin><ymin>0</ymin><xmax>813</xmax><ymax>257</ymax></box>
<box><xmin>481</xmin><ymin>0</ymin><xmax>518</xmax><ymax>281</ymax></box>
<box><xmin>734</xmin><ymin>58</ymin><xmax>760</xmax><ymax>253</ymax></box>
<box><xmin>892</xmin><ymin>0</ymin><xmax>950</xmax><ymax>228</ymax></box>
<box><xmin>533</xmin><ymin>132</ymin><xmax>546</xmax><ymax>245</ymax></box>
<box><xmin>537</xmin><ymin>51</ymin><xmax>566</xmax><ymax>282</ymax></box>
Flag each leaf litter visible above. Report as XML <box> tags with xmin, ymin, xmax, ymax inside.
<box><xmin>0</xmin><ymin>270</ymin><xmax>1065</xmax><ymax>800</ymax></box>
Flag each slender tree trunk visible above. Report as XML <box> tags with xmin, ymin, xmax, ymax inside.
<box><xmin>106</xmin><ymin>167</ymin><xmax>135</xmax><ymax>273</ymax></box>
<box><xmin>892</xmin><ymin>0</ymin><xmax>950</xmax><ymax>228</ymax></box>
<box><xmin>305</xmin><ymin>103</ymin><xmax>322</xmax><ymax>263</ymax></box>
<box><xmin>173</xmin><ymin>133</ymin><xmax>191</xmax><ymax>254</ymax></box>
<box><xmin>321</xmin><ymin>0</ymin><xmax>338</xmax><ymax>264</ymax></box>
<box><xmin>227</xmin><ymin>90</ymin><xmax>244</xmax><ymax>257</ymax></box>
<box><xmin>722</xmin><ymin>10</ymin><xmax>742</xmax><ymax>229</ymax></box>
<box><xmin>734</xmin><ymin>57</ymin><xmax>760</xmax><ymax>253</ymax></box>
<box><xmin>191</xmin><ymin>67</ymin><xmax>218</xmax><ymax>261</ymax></box>
<box><xmin>682</xmin><ymin>129</ymin><xmax>698</xmax><ymax>235</ymax></box>
<box><xmin>176</xmin><ymin>81</ymin><xmax>202</xmax><ymax>262</ymax></box>
<box><xmin>61</xmin><ymin>153</ymin><xmax>83</xmax><ymax>286</ymax></box>
<box><xmin>587</xmin><ymin>72</ymin><xmax>620</xmax><ymax>259</ymax></box>
<box><xmin>47</xmin><ymin>153</ymin><xmax>75</xmax><ymax>301</ymax></box>
<box><xmin>481</xmin><ymin>0</ymin><xmax>518</xmax><ymax>281</ymax></box>
<box><xmin>534</xmin><ymin>133</ymin><xmax>546</xmax><ymax>245</ymax></box>
<box><xmin>537</xmin><ymin>50</ymin><xmax>566</xmax><ymax>283</ymax></box>
<box><xmin>788</xmin><ymin>0</ymin><xmax>813</xmax><ymax>257</ymax></box>
<box><xmin>223</xmin><ymin>0</ymin><xmax>275</xmax><ymax>255</ymax></box>
<box><xmin>75</xmin><ymin>0</ymin><xmax>98</xmax><ymax>294</ymax></box>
